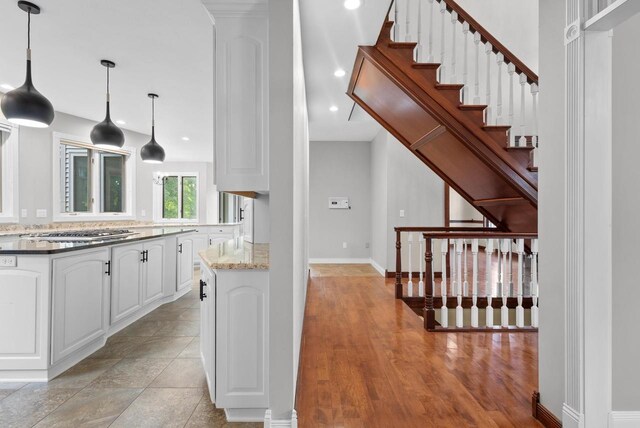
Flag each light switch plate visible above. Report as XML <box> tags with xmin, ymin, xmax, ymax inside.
<box><xmin>141</xmin><ymin>209</ymin><xmax>146</xmax><ymax>217</ymax></box>
<box><xmin>36</xmin><ymin>209</ymin><xmax>47</xmax><ymax>218</ymax></box>
<box><xmin>342</xmin><ymin>242</ymin><xmax>347</xmax><ymax>249</ymax></box>
<box><xmin>399</xmin><ymin>210</ymin><xmax>405</xmax><ymax>218</ymax></box>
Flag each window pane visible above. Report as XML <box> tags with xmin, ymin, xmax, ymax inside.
<box><xmin>101</xmin><ymin>153</ymin><xmax>125</xmax><ymax>213</ymax></box>
<box><xmin>60</xmin><ymin>145</ymin><xmax>90</xmax><ymax>213</ymax></box>
<box><xmin>181</xmin><ymin>176</ymin><xmax>197</xmax><ymax>219</ymax></box>
<box><xmin>162</xmin><ymin>176</ymin><xmax>179</xmax><ymax>219</ymax></box>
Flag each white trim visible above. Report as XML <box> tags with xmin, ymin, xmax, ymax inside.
<box><xmin>308</xmin><ymin>258</ymin><xmax>371</xmax><ymax>264</ymax></box>
<box><xmin>264</xmin><ymin>409</ymin><xmax>297</xmax><ymax>427</ymax></box>
<box><xmin>585</xmin><ymin>0</ymin><xmax>640</xmax><ymax>31</ymax></box>
<box><xmin>52</xmin><ymin>132</ymin><xmax>136</xmax><ymax>222</ymax></box>
<box><xmin>562</xmin><ymin>403</ymin><xmax>583</xmax><ymax>428</ymax></box>
<box><xmin>0</xmin><ymin>122</ymin><xmax>19</xmax><ymax>223</ymax></box>
<box><xmin>152</xmin><ymin>172</ymin><xmax>200</xmax><ymax>224</ymax></box>
<box><xmin>369</xmin><ymin>258</ymin><xmax>385</xmax><ymax>276</ymax></box>
<box><xmin>609</xmin><ymin>411</ymin><xmax>640</xmax><ymax>427</ymax></box>
<box><xmin>223</xmin><ymin>408</ymin><xmax>267</xmax><ymax>423</ymax></box>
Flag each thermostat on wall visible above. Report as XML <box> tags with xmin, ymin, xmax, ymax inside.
<box><xmin>328</xmin><ymin>197</ymin><xmax>350</xmax><ymax>209</ymax></box>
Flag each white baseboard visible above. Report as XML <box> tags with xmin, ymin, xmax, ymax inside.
<box><xmin>264</xmin><ymin>409</ymin><xmax>298</xmax><ymax>427</ymax></box>
<box><xmin>308</xmin><ymin>258</ymin><xmax>371</xmax><ymax>264</ymax></box>
<box><xmin>609</xmin><ymin>411</ymin><xmax>640</xmax><ymax>427</ymax></box>
<box><xmin>563</xmin><ymin>403</ymin><xmax>584</xmax><ymax>428</ymax></box>
<box><xmin>369</xmin><ymin>258</ymin><xmax>385</xmax><ymax>276</ymax></box>
<box><xmin>224</xmin><ymin>408</ymin><xmax>266</xmax><ymax>422</ymax></box>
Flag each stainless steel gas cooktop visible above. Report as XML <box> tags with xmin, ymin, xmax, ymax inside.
<box><xmin>21</xmin><ymin>229</ymin><xmax>136</xmax><ymax>242</ymax></box>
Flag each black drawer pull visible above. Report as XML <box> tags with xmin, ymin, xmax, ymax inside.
<box><xmin>105</xmin><ymin>261</ymin><xmax>111</xmax><ymax>276</ymax></box>
<box><xmin>199</xmin><ymin>279</ymin><xmax>208</xmax><ymax>301</ymax></box>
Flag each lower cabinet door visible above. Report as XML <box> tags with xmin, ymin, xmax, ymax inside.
<box><xmin>200</xmin><ymin>267</ymin><xmax>216</xmax><ymax>403</ymax></box>
<box><xmin>216</xmin><ymin>271</ymin><xmax>268</xmax><ymax>408</ymax></box>
<box><xmin>111</xmin><ymin>243</ymin><xmax>143</xmax><ymax>324</ymax></box>
<box><xmin>177</xmin><ymin>237</ymin><xmax>194</xmax><ymax>292</ymax></box>
<box><xmin>143</xmin><ymin>241</ymin><xmax>165</xmax><ymax>305</ymax></box>
<box><xmin>52</xmin><ymin>248</ymin><xmax>110</xmax><ymax>364</ymax></box>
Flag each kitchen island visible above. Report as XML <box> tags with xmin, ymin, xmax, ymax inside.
<box><xmin>0</xmin><ymin>228</ymin><xmax>197</xmax><ymax>382</ymax></box>
<box><xmin>198</xmin><ymin>238</ymin><xmax>270</xmax><ymax>423</ymax></box>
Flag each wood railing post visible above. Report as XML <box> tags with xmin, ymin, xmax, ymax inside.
<box><xmin>395</xmin><ymin>230</ymin><xmax>402</xmax><ymax>299</ymax></box>
<box><xmin>424</xmin><ymin>237</ymin><xmax>436</xmax><ymax>330</ymax></box>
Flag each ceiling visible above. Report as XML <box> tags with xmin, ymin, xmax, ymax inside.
<box><xmin>300</xmin><ymin>0</ymin><xmax>386</xmax><ymax>142</ymax></box>
<box><xmin>0</xmin><ymin>0</ymin><xmax>213</xmax><ymax>162</ymax></box>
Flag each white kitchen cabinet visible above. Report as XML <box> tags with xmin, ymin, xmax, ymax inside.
<box><xmin>208</xmin><ymin>4</ymin><xmax>269</xmax><ymax>192</ymax></box>
<box><xmin>177</xmin><ymin>235</ymin><xmax>194</xmax><ymax>292</ymax></box>
<box><xmin>0</xmin><ymin>256</ymin><xmax>51</xmax><ymax>372</ymax></box>
<box><xmin>111</xmin><ymin>243</ymin><xmax>144</xmax><ymax>324</ymax></box>
<box><xmin>51</xmin><ymin>249</ymin><xmax>110</xmax><ymax>364</ymax></box>
<box><xmin>192</xmin><ymin>233</ymin><xmax>209</xmax><ymax>267</ymax></box>
<box><xmin>199</xmin><ymin>266</ymin><xmax>216</xmax><ymax>403</ymax></box>
<box><xmin>142</xmin><ymin>240</ymin><xmax>165</xmax><ymax>305</ymax></box>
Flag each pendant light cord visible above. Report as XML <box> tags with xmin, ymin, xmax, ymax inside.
<box><xmin>106</xmin><ymin>66</ymin><xmax>110</xmax><ymax>101</ymax></box>
<box><xmin>26</xmin><ymin>7</ymin><xmax>31</xmax><ymax>59</ymax></box>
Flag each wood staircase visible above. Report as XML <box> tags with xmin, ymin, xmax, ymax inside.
<box><xmin>347</xmin><ymin>2</ymin><xmax>538</xmax><ymax>233</ymax></box>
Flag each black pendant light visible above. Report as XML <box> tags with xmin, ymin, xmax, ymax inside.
<box><xmin>140</xmin><ymin>93</ymin><xmax>165</xmax><ymax>164</ymax></box>
<box><xmin>1</xmin><ymin>1</ymin><xmax>54</xmax><ymax>128</ymax></box>
<box><xmin>91</xmin><ymin>60</ymin><xmax>125</xmax><ymax>148</ymax></box>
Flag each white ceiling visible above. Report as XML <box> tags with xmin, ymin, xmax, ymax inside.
<box><xmin>300</xmin><ymin>0</ymin><xmax>386</xmax><ymax>142</ymax></box>
<box><xmin>0</xmin><ymin>0</ymin><xmax>213</xmax><ymax>162</ymax></box>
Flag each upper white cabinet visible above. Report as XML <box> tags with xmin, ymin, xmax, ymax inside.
<box><xmin>205</xmin><ymin>0</ymin><xmax>269</xmax><ymax>191</ymax></box>
<box><xmin>52</xmin><ymin>249</ymin><xmax>110</xmax><ymax>364</ymax></box>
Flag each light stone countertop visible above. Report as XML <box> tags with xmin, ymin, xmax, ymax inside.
<box><xmin>199</xmin><ymin>239</ymin><xmax>269</xmax><ymax>270</ymax></box>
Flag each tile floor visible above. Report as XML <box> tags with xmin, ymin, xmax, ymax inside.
<box><xmin>0</xmin><ymin>270</ymin><xmax>262</xmax><ymax>428</ymax></box>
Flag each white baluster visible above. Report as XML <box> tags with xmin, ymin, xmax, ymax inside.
<box><xmin>485</xmin><ymin>239</ymin><xmax>494</xmax><ymax>327</ymax></box>
<box><xmin>500</xmin><ymin>239</ymin><xmax>509</xmax><ymax>327</ymax></box>
<box><xmin>495</xmin><ymin>53</ymin><xmax>504</xmax><ymax>124</ymax></box>
<box><xmin>509</xmin><ymin>240</ymin><xmax>513</xmax><ymax>296</ymax></box>
<box><xmin>455</xmin><ymin>239</ymin><xmax>463</xmax><ymax>328</ymax></box>
<box><xmin>450</xmin><ymin>11</ymin><xmax>458</xmax><ymax>83</ymax></box>
<box><xmin>473</xmin><ymin>32</ymin><xmax>481</xmax><ymax>104</ymax></box>
<box><xmin>416</xmin><ymin>0</ymin><xmax>422</xmax><ymax>61</ymax></box>
<box><xmin>471</xmin><ymin>239</ymin><xmax>479</xmax><ymax>327</ymax></box>
<box><xmin>394</xmin><ymin>0</ymin><xmax>399</xmax><ymax>41</ymax></box>
<box><xmin>426</xmin><ymin>0</ymin><xmax>434</xmax><ymax>62</ymax></box>
<box><xmin>407</xmin><ymin>233</ymin><xmax>414</xmax><ymax>297</ymax></box>
<box><xmin>518</xmin><ymin>73</ymin><xmax>527</xmax><ymax>147</ymax></box>
<box><xmin>531</xmin><ymin>239</ymin><xmax>539</xmax><ymax>327</ymax></box>
<box><xmin>439</xmin><ymin>1</ymin><xmax>447</xmax><ymax>82</ymax></box>
<box><xmin>462</xmin><ymin>22</ymin><xmax>470</xmax><ymax>103</ymax></box>
<box><xmin>485</xmin><ymin>42</ymin><xmax>493</xmax><ymax>124</ymax></box>
<box><xmin>516</xmin><ymin>239</ymin><xmax>525</xmax><ymax>327</ymax></box>
<box><xmin>440</xmin><ymin>239</ymin><xmax>448</xmax><ymax>328</ymax></box>
<box><xmin>463</xmin><ymin>240</ymin><xmax>469</xmax><ymax>296</ymax></box>
<box><xmin>418</xmin><ymin>235</ymin><xmax>424</xmax><ymax>297</ymax></box>
<box><xmin>531</xmin><ymin>83</ymin><xmax>539</xmax><ymax>147</ymax></box>
<box><xmin>405</xmin><ymin>0</ymin><xmax>411</xmax><ymax>42</ymax></box>
<box><xmin>507</xmin><ymin>63</ymin><xmax>516</xmax><ymax>146</ymax></box>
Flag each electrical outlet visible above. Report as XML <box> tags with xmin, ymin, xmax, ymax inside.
<box><xmin>36</xmin><ymin>209</ymin><xmax>47</xmax><ymax>218</ymax></box>
<box><xmin>140</xmin><ymin>209</ymin><xmax>146</xmax><ymax>217</ymax></box>
<box><xmin>399</xmin><ymin>210</ymin><xmax>405</xmax><ymax>218</ymax></box>
<box><xmin>0</xmin><ymin>256</ymin><xmax>17</xmax><ymax>267</ymax></box>
<box><xmin>365</xmin><ymin>242</ymin><xmax>370</xmax><ymax>248</ymax></box>
<box><xmin>342</xmin><ymin>242</ymin><xmax>347</xmax><ymax>249</ymax></box>
<box><xmin>21</xmin><ymin>209</ymin><xmax>28</xmax><ymax>218</ymax></box>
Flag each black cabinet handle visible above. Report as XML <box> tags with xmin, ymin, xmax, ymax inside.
<box><xmin>178</xmin><ymin>243</ymin><xmax>183</xmax><ymax>254</ymax></box>
<box><xmin>199</xmin><ymin>279</ymin><xmax>208</xmax><ymax>301</ymax></box>
<box><xmin>105</xmin><ymin>261</ymin><xmax>111</xmax><ymax>276</ymax></box>
<box><xmin>239</xmin><ymin>208</ymin><xmax>245</xmax><ymax>221</ymax></box>
<box><xmin>140</xmin><ymin>251</ymin><xmax>145</xmax><ymax>262</ymax></box>
<box><xmin>144</xmin><ymin>250</ymin><xmax>148</xmax><ymax>263</ymax></box>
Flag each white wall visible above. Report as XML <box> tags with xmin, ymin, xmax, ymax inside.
<box><xmin>370</xmin><ymin>130</ymin><xmax>388</xmax><ymax>271</ymax></box>
<box><xmin>268</xmin><ymin>0</ymin><xmax>309</xmax><ymax>421</ymax></box>
<box><xmin>537</xmin><ymin>0</ymin><xmax>565</xmax><ymax>418</ymax></box>
<box><xmin>309</xmin><ymin>141</ymin><xmax>371</xmax><ymax>260</ymax></box>
<box><xmin>0</xmin><ymin>102</ymin><xmax>217</xmax><ymax>226</ymax></box>
<box><xmin>612</xmin><ymin>12</ymin><xmax>640</xmax><ymax>411</ymax></box>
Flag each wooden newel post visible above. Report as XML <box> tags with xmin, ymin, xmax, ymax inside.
<box><xmin>423</xmin><ymin>237</ymin><xmax>436</xmax><ymax>330</ymax></box>
<box><xmin>395</xmin><ymin>230</ymin><xmax>402</xmax><ymax>299</ymax></box>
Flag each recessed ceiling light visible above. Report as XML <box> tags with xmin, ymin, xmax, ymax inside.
<box><xmin>334</xmin><ymin>69</ymin><xmax>346</xmax><ymax>77</ymax></box>
<box><xmin>1</xmin><ymin>83</ymin><xmax>15</xmax><ymax>91</ymax></box>
<box><xmin>182</xmin><ymin>136</ymin><xmax>190</xmax><ymax>141</ymax></box>
<box><xmin>116</xmin><ymin>120</ymin><xmax>126</xmax><ymax>125</ymax></box>
<box><xmin>344</xmin><ymin>0</ymin><xmax>362</xmax><ymax>10</ymax></box>
<box><xmin>330</xmin><ymin>105</ymin><xmax>339</xmax><ymax>112</ymax></box>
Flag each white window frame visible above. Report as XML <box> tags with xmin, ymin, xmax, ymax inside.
<box><xmin>153</xmin><ymin>172</ymin><xmax>200</xmax><ymax>224</ymax></box>
<box><xmin>0</xmin><ymin>122</ymin><xmax>19</xmax><ymax>224</ymax></box>
<box><xmin>52</xmin><ymin>132</ymin><xmax>136</xmax><ymax>222</ymax></box>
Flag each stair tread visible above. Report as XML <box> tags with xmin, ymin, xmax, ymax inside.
<box><xmin>506</xmin><ymin>145</ymin><xmax>535</xmax><ymax>151</ymax></box>
<box><xmin>435</xmin><ymin>83</ymin><xmax>464</xmax><ymax>90</ymax></box>
<box><xmin>459</xmin><ymin>104</ymin><xmax>487</xmax><ymax>110</ymax></box>
<box><xmin>388</xmin><ymin>41</ymin><xmax>417</xmax><ymax>49</ymax></box>
<box><xmin>412</xmin><ymin>63</ymin><xmax>441</xmax><ymax>69</ymax></box>
<box><xmin>483</xmin><ymin>125</ymin><xmax>511</xmax><ymax>130</ymax></box>
<box><xmin>528</xmin><ymin>166</ymin><xmax>539</xmax><ymax>172</ymax></box>
<box><xmin>474</xmin><ymin>197</ymin><xmax>528</xmax><ymax>207</ymax></box>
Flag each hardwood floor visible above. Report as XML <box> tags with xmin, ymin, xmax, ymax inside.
<box><xmin>296</xmin><ymin>265</ymin><xmax>541</xmax><ymax>428</ymax></box>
